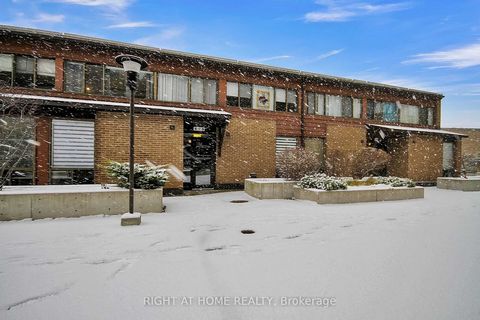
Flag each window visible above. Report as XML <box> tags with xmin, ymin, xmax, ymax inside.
<box><xmin>227</xmin><ymin>82</ymin><xmax>295</xmax><ymax>112</ymax></box>
<box><xmin>0</xmin><ymin>54</ymin><xmax>13</xmax><ymax>86</ymax></box>
<box><xmin>85</xmin><ymin>64</ymin><xmax>103</xmax><ymax>95</ymax></box>
<box><xmin>158</xmin><ymin>73</ymin><xmax>216</xmax><ymax>104</ymax></box>
<box><xmin>0</xmin><ymin>116</ymin><xmax>35</xmax><ymax>185</ymax></box>
<box><xmin>353</xmin><ymin>98</ymin><xmax>362</xmax><ymax>118</ymax></box>
<box><xmin>104</xmin><ymin>66</ymin><xmax>126</xmax><ymax>97</ymax></box>
<box><xmin>14</xmin><ymin>56</ymin><xmax>35</xmax><ymax>88</ymax></box>
<box><xmin>341</xmin><ymin>96</ymin><xmax>353</xmax><ymax>117</ymax></box>
<box><xmin>65</xmin><ymin>61</ymin><xmax>154</xmax><ymax>99</ymax></box>
<box><xmin>64</xmin><ymin>61</ymin><xmax>84</xmax><ymax>93</ymax></box>
<box><xmin>190</xmin><ymin>78</ymin><xmax>217</xmax><ymax>105</ymax></box>
<box><xmin>133</xmin><ymin>71</ymin><xmax>154</xmax><ymax>99</ymax></box>
<box><xmin>427</xmin><ymin>108</ymin><xmax>434</xmax><ymax>126</ymax></box>
<box><xmin>316</xmin><ymin>94</ymin><xmax>325</xmax><ymax>115</ymax></box>
<box><xmin>204</xmin><ymin>79</ymin><xmax>217</xmax><ymax>105</ymax></box>
<box><xmin>419</xmin><ymin>107</ymin><xmax>428</xmax><ymax>125</ymax></box>
<box><xmin>36</xmin><ymin>59</ymin><xmax>55</xmax><ymax>89</ymax></box>
<box><xmin>227</xmin><ymin>81</ymin><xmax>239</xmax><ymax>106</ymax></box>
<box><xmin>239</xmin><ymin>83</ymin><xmax>252</xmax><ymax>108</ymax></box>
<box><xmin>51</xmin><ymin>119</ymin><xmax>94</xmax><ymax>184</ymax></box>
<box><xmin>306</xmin><ymin>92</ymin><xmax>315</xmax><ymax>114</ymax></box>
<box><xmin>287</xmin><ymin>89</ymin><xmax>297</xmax><ymax>112</ymax></box>
<box><xmin>326</xmin><ymin>95</ymin><xmax>342</xmax><ymax>116</ymax></box>
<box><xmin>366</xmin><ymin>100</ymin><xmax>398</xmax><ymax>122</ymax></box>
<box><xmin>275</xmin><ymin>88</ymin><xmax>286</xmax><ymax>112</ymax></box>
<box><xmin>253</xmin><ymin>85</ymin><xmax>274</xmax><ymax>111</ymax></box>
<box><xmin>367</xmin><ymin>99</ymin><xmax>375</xmax><ymax>119</ymax></box>
<box><xmin>382</xmin><ymin>102</ymin><xmax>398</xmax><ymax>122</ymax></box>
<box><xmin>399</xmin><ymin>104</ymin><xmax>419</xmax><ymax>124</ymax></box>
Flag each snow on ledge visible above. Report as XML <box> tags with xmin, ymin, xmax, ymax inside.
<box><xmin>0</xmin><ymin>93</ymin><xmax>231</xmax><ymax>117</ymax></box>
<box><xmin>121</xmin><ymin>212</ymin><xmax>141</xmax><ymax>219</ymax></box>
<box><xmin>0</xmin><ymin>184</ymin><xmax>161</xmax><ymax>195</ymax></box>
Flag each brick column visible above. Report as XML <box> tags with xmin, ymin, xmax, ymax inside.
<box><xmin>218</xmin><ymin>79</ymin><xmax>227</xmax><ymax>108</ymax></box>
<box><xmin>54</xmin><ymin>57</ymin><xmax>64</xmax><ymax>92</ymax></box>
<box><xmin>362</xmin><ymin>97</ymin><xmax>368</xmax><ymax>119</ymax></box>
<box><xmin>35</xmin><ymin>117</ymin><xmax>51</xmax><ymax>185</ymax></box>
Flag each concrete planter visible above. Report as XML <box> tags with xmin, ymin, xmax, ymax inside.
<box><xmin>244</xmin><ymin>178</ymin><xmax>297</xmax><ymax>199</ymax></box>
<box><xmin>0</xmin><ymin>185</ymin><xmax>163</xmax><ymax>221</ymax></box>
<box><xmin>437</xmin><ymin>177</ymin><xmax>480</xmax><ymax>192</ymax></box>
<box><xmin>293</xmin><ymin>185</ymin><xmax>424</xmax><ymax>204</ymax></box>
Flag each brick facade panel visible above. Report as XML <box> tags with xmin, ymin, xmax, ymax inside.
<box><xmin>216</xmin><ymin>118</ymin><xmax>276</xmax><ymax>184</ymax></box>
<box><xmin>94</xmin><ymin>112</ymin><xmax>183</xmax><ymax>189</ymax></box>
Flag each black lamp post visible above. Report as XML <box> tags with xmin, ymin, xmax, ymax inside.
<box><xmin>115</xmin><ymin>54</ymin><xmax>148</xmax><ymax>217</ymax></box>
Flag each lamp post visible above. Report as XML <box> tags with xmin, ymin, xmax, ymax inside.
<box><xmin>115</xmin><ymin>54</ymin><xmax>148</xmax><ymax>225</ymax></box>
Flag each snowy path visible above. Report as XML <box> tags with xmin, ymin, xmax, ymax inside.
<box><xmin>1</xmin><ymin>188</ymin><xmax>479</xmax><ymax>319</ymax></box>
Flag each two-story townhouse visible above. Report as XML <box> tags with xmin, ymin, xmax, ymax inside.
<box><xmin>0</xmin><ymin>25</ymin><xmax>466</xmax><ymax>192</ymax></box>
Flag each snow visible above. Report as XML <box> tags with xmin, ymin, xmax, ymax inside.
<box><xmin>1</xmin><ymin>188</ymin><xmax>480</xmax><ymax>319</ymax></box>
<box><xmin>121</xmin><ymin>212</ymin><xmax>141</xmax><ymax>219</ymax></box>
<box><xmin>368</xmin><ymin>123</ymin><xmax>468</xmax><ymax>137</ymax></box>
<box><xmin>0</xmin><ymin>184</ymin><xmax>125</xmax><ymax>195</ymax></box>
<box><xmin>0</xmin><ymin>93</ymin><xmax>231</xmax><ymax>117</ymax></box>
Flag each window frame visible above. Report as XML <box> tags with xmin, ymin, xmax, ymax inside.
<box><xmin>157</xmin><ymin>72</ymin><xmax>218</xmax><ymax>105</ymax></box>
<box><xmin>2</xmin><ymin>54</ymin><xmax>56</xmax><ymax>90</ymax></box>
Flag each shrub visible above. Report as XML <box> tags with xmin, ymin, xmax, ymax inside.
<box><xmin>298</xmin><ymin>173</ymin><xmax>348</xmax><ymax>191</ymax></box>
<box><xmin>277</xmin><ymin>148</ymin><xmax>322</xmax><ymax>181</ymax></box>
<box><xmin>351</xmin><ymin>147</ymin><xmax>391</xmax><ymax>179</ymax></box>
<box><xmin>106</xmin><ymin>161</ymin><xmax>168</xmax><ymax>189</ymax></box>
<box><xmin>376</xmin><ymin>176</ymin><xmax>415</xmax><ymax>188</ymax></box>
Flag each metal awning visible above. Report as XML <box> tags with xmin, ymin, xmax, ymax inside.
<box><xmin>367</xmin><ymin>124</ymin><xmax>468</xmax><ymax>138</ymax></box>
<box><xmin>0</xmin><ymin>93</ymin><xmax>231</xmax><ymax>119</ymax></box>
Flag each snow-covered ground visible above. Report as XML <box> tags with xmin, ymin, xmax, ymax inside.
<box><xmin>1</xmin><ymin>187</ymin><xmax>479</xmax><ymax>319</ymax></box>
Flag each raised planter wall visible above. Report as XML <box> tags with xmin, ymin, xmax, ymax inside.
<box><xmin>0</xmin><ymin>185</ymin><xmax>163</xmax><ymax>221</ymax></box>
<box><xmin>437</xmin><ymin>177</ymin><xmax>480</xmax><ymax>192</ymax></box>
<box><xmin>294</xmin><ymin>186</ymin><xmax>424</xmax><ymax>204</ymax></box>
<box><xmin>244</xmin><ymin>178</ymin><xmax>297</xmax><ymax>199</ymax></box>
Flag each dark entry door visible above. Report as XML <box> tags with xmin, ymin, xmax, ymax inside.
<box><xmin>183</xmin><ymin>119</ymin><xmax>217</xmax><ymax>189</ymax></box>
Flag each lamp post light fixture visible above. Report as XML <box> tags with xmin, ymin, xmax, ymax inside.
<box><xmin>115</xmin><ymin>54</ymin><xmax>148</xmax><ymax>226</ymax></box>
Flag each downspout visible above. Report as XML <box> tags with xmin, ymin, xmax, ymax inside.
<box><xmin>300</xmin><ymin>77</ymin><xmax>306</xmax><ymax>148</ymax></box>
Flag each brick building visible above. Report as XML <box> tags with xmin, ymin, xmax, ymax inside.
<box><xmin>0</xmin><ymin>25</ymin><xmax>467</xmax><ymax>192</ymax></box>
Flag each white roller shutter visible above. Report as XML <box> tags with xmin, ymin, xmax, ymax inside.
<box><xmin>276</xmin><ymin>137</ymin><xmax>297</xmax><ymax>158</ymax></box>
<box><xmin>52</xmin><ymin>119</ymin><xmax>94</xmax><ymax>169</ymax></box>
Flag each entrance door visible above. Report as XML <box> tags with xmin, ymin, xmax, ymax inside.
<box><xmin>443</xmin><ymin>142</ymin><xmax>454</xmax><ymax>176</ymax></box>
<box><xmin>183</xmin><ymin>120</ymin><xmax>217</xmax><ymax>189</ymax></box>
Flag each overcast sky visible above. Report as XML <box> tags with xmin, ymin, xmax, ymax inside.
<box><xmin>1</xmin><ymin>0</ymin><xmax>479</xmax><ymax>128</ymax></box>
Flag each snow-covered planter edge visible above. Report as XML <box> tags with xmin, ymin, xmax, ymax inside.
<box><xmin>437</xmin><ymin>176</ymin><xmax>480</xmax><ymax>191</ymax></box>
<box><xmin>293</xmin><ymin>185</ymin><xmax>424</xmax><ymax>204</ymax></box>
<box><xmin>244</xmin><ymin>178</ymin><xmax>297</xmax><ymax>199</ymax></box>
<box><xmin>0</xmin><ymin>185</ymin><xmax>163</xmax><ymax>220</ymax></box>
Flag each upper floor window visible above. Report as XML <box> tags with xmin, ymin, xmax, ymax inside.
<box><xmin>64</xmin><ymin>61</ymin><xmax>153</xmax><ymax>99</ymax></box>
<box><xmin>366</xmin><ymin>100</ymin><xmax>398</xmax><ymax>122</ymax></box>
<box><xmin>369</xmin><ymin>100</ymin><xmax>435</xmax><ymax>126</ymax></box>
<box><xmin>310</xmin><ymin>93</ymin><xmax>361</xmax><ymax>118</ymax></box>
<box><xmin>157</xmin><ymin>73</ymin><xmax>217</xmax><ymax>105</ymax></box>
<box><xmin>0</xmin><ymin>54</ymin><xmax>55</xmax><ymax>89</ymax></box>
<box><xmin>227</xmin><ymin>81</ymin><xmax>297</xmax><ymax>112</ymax></box>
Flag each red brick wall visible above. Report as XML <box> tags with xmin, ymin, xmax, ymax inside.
<box><xmin>35</xmin><ymin>117</ymin><xmax>51</xmax><ymax>185</ymax></box>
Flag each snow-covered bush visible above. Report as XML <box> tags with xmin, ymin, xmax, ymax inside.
<box><xmin>351</xmin><ymin>147</ymin><xmax>391</xmax><ymax>179</ymax></box>
<box><xmin>298</xmin><ymin>173</ymin><xmax>348</xmax><ymax>191</ymax></box>
<box><xmin>376</xmin><ymin>176</ymin><xmax>415</xmax><ymax>188</ymax></box>
<box><xmin>106</xmin><ymin>161</ymin><xmax>168</xmax><ymax>189</ymax></box>
<box><xmin>277</xmin><ymin>148</ymin><xmax>322</xmax><ymax>181</ymax></box>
